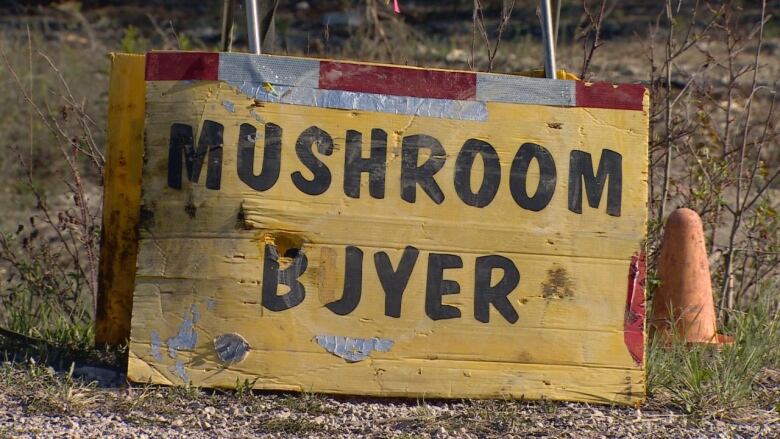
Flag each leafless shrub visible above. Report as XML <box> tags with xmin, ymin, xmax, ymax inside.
<box><xmin>0</xmin><ymin>41</ymin><xmax>103</xmax><ymax>339</ymax></box>
<box><xmin>577</xmin><ymin>0</ymin><xmax>610</xmax><ymax>80</ymax></box>
<box><xmin>645</xmin><ymin>0</ymin><xmax>779</xmax><ymax>319</ymax></box>
<box><xmin>470</xmin><ymin>0</ymin><xmax>517</xmax><ymax>72</ymax></box>
<box><xmin>323</xmin><ymin>0</ymin><xmax>417</xmax><ymax>64</ymax></box>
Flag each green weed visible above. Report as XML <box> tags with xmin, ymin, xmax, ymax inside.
<box><xmin>647</xmin><ymin>304</ymin><xmax>780</xmax><ymax>417</ymax></box>
<box><xmin>234</xmin><ymin>376</ymin><xmax>259</xmax><ymax>399</ymax></box>
<box><xmin>120</xmin><ymin>25</ymin><xmax>148</xmax><ymax>53</ymax></box>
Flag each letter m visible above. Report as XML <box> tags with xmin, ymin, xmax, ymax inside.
<box><xmin>167</xmin><ymin>120</ymin><xmax>224</xmax><ymax>190</ymax></box>
<box><xmin>568</xmin><ymin>149</ymin><xmax>622</xmax><ymax>217</ymax></box>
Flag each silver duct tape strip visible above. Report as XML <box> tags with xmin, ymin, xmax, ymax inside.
<box><xmin>219</xmin><ymin>53</ymin><xmax>320</xmax><ymax>88</ymax></box>
<box><xmin>314</xmin><ymin>335</ymin><xmax>394</xmax><ymax>362</ymax></box>
<box><xmin>476</xmin><ymin>74</ymin><xmax>576</xmax><ymax>107</ymax></box>
<box><xmin>229</xmin><ymin>81</ymin><xmax>489</xmax><ymax>122</ymax></box>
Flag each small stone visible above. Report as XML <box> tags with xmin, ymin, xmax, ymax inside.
<box><xmin>445</xmin><ymin>48</ymin><xmax>468</xmax><ymax>63</ymax></box>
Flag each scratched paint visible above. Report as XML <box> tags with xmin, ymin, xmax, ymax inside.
<box><xmin>249</xmin><ymin>109</ymin><xmax>263</xmax><ymax>122</ymax></box>
<box><xmin>624</xmin><ymin>252</ymin><xmax>646</xmax><ymax>365</ymax></box>
<box><xmin>173</xmin><ymin>360</ymin><xmax>189</xmax><ymax>383</ymax></box>
<box><xmin>166</xmin><ymin>304</ymin><xmax>199</xmax><ymax>358</ymax></box>
<box><xmin>222</xmin><ymin>100</ymin><xmax>236</xmax><ymax>113</ymax></box>
<box><xmin>214</xmin><ymin>333</ymin><xmax>250</xmax><ymax>364</ymax></box>
<box><xmin>150</xmin><ymin>331</ymin><xmax>163</xmax><ymax>361</ymax></box>
<box><xmin>314</xmin><ymin>335</ymin><xmax>394</xmax><ymax>362</ymax></box>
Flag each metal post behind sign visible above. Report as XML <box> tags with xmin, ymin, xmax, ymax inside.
<box><xmin>240</xmin><ymin>1</ymin><xmax>557</xmax><ymax>78</ymax></box>
<box><xmin>552</xmin><ymin>0</ymin><xmax>561</xmax><ymax>46</ymax></box>
<box><xmin>540</xmin><ymin>0</ymin><xmax>558</xmax><ymax>79</ymax></box>
<box><xmin>246</xmin><ymin>0</ymin><xmax>261</xmax><ymax>54</ymax></box>
<box><xmin>221</xmin><ymin>0</ymin><xmax>235</xmax><ymax>52</ymax></box>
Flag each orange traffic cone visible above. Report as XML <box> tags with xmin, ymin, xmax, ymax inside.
<box><xmin>652</xmin><ymin>208</ymin><xmax>733</xmax><ymax>345</ymax></box>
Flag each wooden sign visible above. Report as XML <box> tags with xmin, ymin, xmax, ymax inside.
<box><xmin>107</xmin><ymin>51</ymin><xmax>649</xmax><ymax>404</ymax></box>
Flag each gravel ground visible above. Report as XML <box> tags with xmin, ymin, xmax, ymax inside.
<box><xmin>0</xmin><ymin>364</ymin><xmax>777</xmax><ymax>439</ymax></box>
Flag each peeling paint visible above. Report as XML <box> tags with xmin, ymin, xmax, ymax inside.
<box><xmin>624</xmin><ymin>252</ymin><xmax>646</xmax><ymax>366</ymax></box>
<box><xmin>314</xmin><ymin>335</ymin><xmax>394</xmax><ymax>362</ymax></box>
<box><xmin>214</xmin><ymin>333</ymin><xmax>251</xmax><ymax>364</ymax></box>
<box><xmin>206</xmin><ymin>298</ymin><xmax>217</xmax><ymax>310</ymax></box>
<box><xmin>192</xmin><ymin>305</ymin><xmax>201</xmax><ymax>323</ymax></box>
<box><xmin>249</xmin><ymin>109</ymin><xmax>264</xmax><ymax>122</ymax></box>
<box><xmin>150</xmin><ymin>331</ymin><xmax>163</xmax><ymax>361</ymax></box>
<box><xmin>167</xmin><ymin>304</ymin><xmax>199</xmax><ymax>358</ymax></box>
<box><xmin>222</xmin><ymin>100</ymin><xmax>236</xmax><ymax>113</ymax></box>
<box><xmin>172</xmin><ymin>360</ymin><xmax>190</xmax><ymax>383</ymax></box>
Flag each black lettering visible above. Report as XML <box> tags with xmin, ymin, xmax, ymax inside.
<box><xmin>509</xmin><ymin>143</ymin><xmax>556</xmax><ymax>211</ymax></box>
<box><xmin>401</xmin><ymin>135</ymin><xmax>446</xmax><ymax>204</ymax></box>
<box><xmin>325</xmin><ymin>246</ymin><xmax>363</xmax><ymax>315</ymax></box>
<box><xmin>344</xmin><ymin>129</ymin><xmax>387</xmax><ymax>199</ymax></box>
<box><xmin>425</xmin><ymin>253</ymin><xmax>462</xmax><ymax>320</ymax></box>
<box><xmin>454</xmin><ymin>139</ymin><xmax>501</xmax><ymax>208</ymax></box>
<box><xmin>474</xmin><ymin>255</ymin><xmax>520</xmax><ymax>323</ymax></box>
<box><xmin>374</xmin><ymin>246</ymin><xmax>420</xmax><ymax>318</ymax></box>
<box><xmin>168</xmin><ymin>120</ymin><xmax>224</xmax><ymax>190</ymax></box>
<box><xmin>262</xmin><ymin>244</ymin><xmax>308</xmax><ymax>311</ymax></box>
<box><xmin>568</xmin><ymin>149</ymin><xmax>622</xmax><ymax>216</ymax></box>
<box><xmin>237</xmin><ymin>122</ymin><xmax>282</xmax><ymax>191</ymax></box>
<box><xmin>291</xmin><ymin>126</ymin><xmax>334</xmax><ymax>195</ymax></box>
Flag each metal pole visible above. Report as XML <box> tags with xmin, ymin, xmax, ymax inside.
<box><xmin>540</xmin><ymin>0</ymin><xmax>557</xmax><ymax>79</ymax></box>
<box><xmin>221</xmin><ymin>0</ymin><xmax>235</xmax><ymax>52</ymax></box>
<box><xmin>552</xmin><ymin>0</ymin><xmax>561</xmax><ymax>46</ymax></box>
<box><xmin>245</xmin><ymin>0</ymin><xmax>261</xmax><ymax>54</ymax></box>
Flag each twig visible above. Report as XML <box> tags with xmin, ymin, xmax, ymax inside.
<box><xmin>719</xmin><ymin>0</ymin><xmax>767</xmax><ymax>320</ymax></box>
<box><xmin>579</xmin><ymin>0</ymin><xmax>607</xmax><ymax>80</ymax></box>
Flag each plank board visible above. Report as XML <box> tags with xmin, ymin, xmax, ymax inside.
<box><xmin>96</xmin><ymin>53</ymin><xmax>145</xmax><ymax>345</ymax></box>
<box><xmin>123</xmin><ymin>52</ymin><xmax>649</xmax><ymax>404</ymax></box>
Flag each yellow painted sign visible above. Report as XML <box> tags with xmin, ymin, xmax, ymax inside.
<box><xmin>114</xmin><ymin>52</ymin><xmax>649</xmax><ymax>404</ymax></box>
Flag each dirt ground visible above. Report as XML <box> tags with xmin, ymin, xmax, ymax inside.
<box><xmin>0</xmin><ymin>362</ymin><xmax>777</xmax><ymax>438</ymax></box>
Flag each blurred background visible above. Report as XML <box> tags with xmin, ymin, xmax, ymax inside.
<box><xmin>0</xmin><ymin>0</ymin><xmax>777</xmax><ymax>351</ymax></box>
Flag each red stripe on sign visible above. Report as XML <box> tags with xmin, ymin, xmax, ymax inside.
<box><xmin>624</xmin><ymin>252</ymin><xmax>646</xmax><ymax>366</ymax></box>
<box><xmin>576</xmin><ymin>81</ymin><xmax>646</xmax><ymax>111</ymax></box>
<box><xmin>319</xmin><ymin>61</ymin><xmax>476</xmax><ymax>100</ymax></box>
<box><xmin>145</xmin><ymin>52</ymin><xmax>219</xmax><ymax>81</ymax></box>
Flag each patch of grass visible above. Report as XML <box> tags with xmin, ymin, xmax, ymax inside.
<box><xmin>276</xmin><ymin>391</ymin><xmax>336</xmax><ymax>415</ymax></box>
<box><xmin>647</xmin><ymin>304</ymin><xmax>780</xmax><ymax>418</ymax></box>
<box><xmin>261</xmin><ymin>416</ymin><xmax>323</xmax><ymax>434</ymax></box>
<box><xmin>446</xmin><ymin>399</ymin><xmax>534</xmax><ymax>435</ymax></box>
<box><xmin>0</xmin><ymin>360</ymin><xmax>101</xmax><ymax>415</ymax></box>
<box><xmin>398</xmin><ymin>399</ymin><xmax>534</xmax><ymax>436</ymax></box>
<box><xmin>463</xmin><ymin>400</ymin><xmax>524</xmax><ymax>434</ymax></box>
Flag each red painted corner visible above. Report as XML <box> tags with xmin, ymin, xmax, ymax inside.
<box><xmin>624</xmin><ymin>252</ymin><xmax>646</xmax><ymax>366</ymax></box>
<box><xmin>575</xmin><ymin>81</ymin><xmax>646</xmax><ymax>111</ymax></box>
<box><xmin>319</xmin><ymin>61</ymin><xmax>477</xmax><ymax>101</ymax></box>
<box><xmin>145</xmin><ymin>52</ymin><xmax>219</xmax><ymax>81</ymax></box>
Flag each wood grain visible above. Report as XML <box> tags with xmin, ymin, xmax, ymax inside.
<box><xmin>126</xmin><ymin>71</ymin><xmax>649</xmax><ymax>404</ymax></box>
<box><xmin>96</xmin><ymin>53</ymin><xmax>145</xmax><ymax>346</ymax></box>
